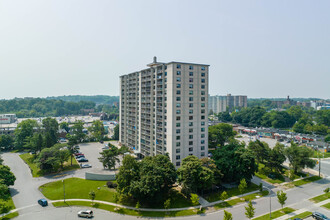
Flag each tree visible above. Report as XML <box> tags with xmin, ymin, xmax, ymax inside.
<box><xmin>0</xmin><ymin>183</ymin><xmax>9</xmax><ymax>200</ymax></box>
<box><xmin>276</xmin><ymin>190</ymin><xmax>287</xmax><ymax>209</ymax></box>
<box><xmin>208</xmin><ymin>123</ymin><xmax>236</xmax><ymax>148</ymax></box>
<box><xmin>285</xmin><ymin>143</ymin><xmax>316</xmax><ymax>173</ymax></box>
<box><xmin>54</xmin><ymin>145</ymin><xmax>70</xmax><ymax>169</ymax></box>
<box><xmin>258</xmin><ymin>183</ymin><xmax>263</xmax><ymax>193</ymax></box>
<box><xmin>135</xmin><ymin>201</ymin><xmax>141</xmax><ymax>211</ymax></box>
<box><xmin>89</xmin><ymin>190</ymin><xmax>96</xmax><ymax>205</ymax></box>
<box><xmin>37</xmin><ymin>147</ymin><xmax>61</xmax><ymax>172</ymax></box>
<box><xmin>98</xmin><ymin>145</ymin><xmax>120</xmax><ymax>170</ymax></box>
<box><xmin>42</xmin><ymin>117</ymin><xmax>59</xmax><ymax>147</ymax></box>
<box><xmin>66</xmin><ymin>133</ymin><xmax>78</xmax><ymax>166</ymax></box>
<box><xmin>245</xmin><ymin>200</ymin><xmax>255</xmax><ymax>219</ymax></box>
<box><xmin>177</xmin><ymin>155</ymin><xmax>214</xmax><ymax>194</ymax></box>
<box><xmin>164</xmin><ymin>198</ymin><xmax>171</xmax><ymax>210</ymax></box>
<box><xmin>71</xmin><ymin>121</ymin><xmax>86</xmax><ymax>143</ymax></box>
<box><xmin>14</xmin><ymin>119</ymin><xmax>38</xmax><ymax>150</ymax></box>
<box><xmin>190</xmin><ymin>193</ymin><xmax>199</xmax><ymax>206</ymax></box>
<box><xmin>88</xmin><ymin>120</ymin><xmax>105</xmax><ymax>142</ymax></box>
<box><xmin>223</xmin><ymin>210</ymin><xmax>233</xmax><ymax>220</ymax></box>
<box><xmin>0</xmin><ymin>165</ymin><xmax>16</xmax><ymax>186</ymax></box>
<box><xmin>238</xmin><ymin>178</ymin><xmax>247</xmax><ymax>195</ymax></box>
<box><xmin>325</xmin><ymin>135</ymin><xmax>330</xmax><ymax>143</ymax></box>
<box><xmin>220</xmin><ymin>191</ymin><xmax>228</xmax><ymax>201</ymax></box>
<box><xmin>112</xmin><ymin>124</ymin><xmax>119</xmax><ymax>140</ymax></box>
<box><xmin>0</xmin><ymin>135</ymin><xmax>14</xmax><ymax>151</ymax></box>
<box><xmin>116</xmin><ymin>155</ymin><xmax>140</xmax><ymax>195</ymax></box>
<box><xmin>266</xmin><ymin>143</ymin><xmax>286</xmax><ymax>173</ymax></box>
<box><xmin>60</xmin><ymin>122</ymin><xmax>70</xmax><ymax>133</ymax></box>
<box><xmin>212</xmin><ymin>141</ymin><xmax>257</xmax><ymax>182</ymax></box>
<box><xmin>200</xmin><ymin>157</ymin><xmax>223</xmax><ymax>185</ymax></box>
<box><xmin>247</xmin><ymin>140</ymin><xmax>270</xmax><ymax>167</ymax></box>
<box><xmin>25</xmin><ymin>133</ymin><xmax>44</xmax><ymax>154</ymax></box>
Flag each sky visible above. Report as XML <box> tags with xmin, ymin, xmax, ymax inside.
<box><xmin>0</xmin><ymin>0</ymin><xmax>329</xmax><ymax>100</ymax></box>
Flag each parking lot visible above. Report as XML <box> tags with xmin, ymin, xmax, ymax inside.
<box><xmin>236</xmin><ymin>134</ymin><xmax>290</xmax><ymax>149</ymax></box>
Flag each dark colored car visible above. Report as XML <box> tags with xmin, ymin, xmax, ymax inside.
<box><xmin>75</xmin><ymin>155</ymin><xmax>85</xmax><ymax>159</ymax></box>
<box><xmin>312</xmin><ymin>212</ymin><xmax>329</xmax><ymax>220</ymax></box>
<box><xmin>38</xmin><ymin>199</ymin><xmax>48</xmax><ymax>207</ymax></box>
<box><xmin>77</xmin><ymin>158</ymin><xmax>88</xmax><ymax>162</ymax></box>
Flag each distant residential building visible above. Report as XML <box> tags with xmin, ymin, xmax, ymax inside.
<box><xmin>208</xmin><ymin>94</ymin><xmax>247</xmax><ymax>114</ymax></box>
<box><xmin>0</xmin><ymin>114</ymin><xmax>17</xmax><ymax>124</ymax></box>
<box><xmin>272</xmin><ymin>96</ymin><xmax>297</xmax><ymax>109</ymax></box>
<box><xmin>119</xmin><ymin>57</ymin><xmax>209</xmax><ymax>167</ymax></box>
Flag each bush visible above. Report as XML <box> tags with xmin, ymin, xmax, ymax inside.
<box><xmin>0</xmin><ymin>202</ymin><xmax>10</xmax><ymax>214</ymax></box>
<box><xmin>107</xmin><ymin>181</ymin><xmax>117</xmax><ymax>188</ymax></box>
<box><xmin>324</xmin><ymin>188</ymin><xmax>330</xmax><ymax>193</ymax></box>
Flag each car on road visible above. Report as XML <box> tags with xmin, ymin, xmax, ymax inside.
<box><xmin>78</xmin><ymin>210</ymin><xmax>93</xmax><ymax>218</ymax></box>
<box><xmin>80</xmin><ymin>164</ymin><xmax>92</xmax><ymax>168</ymax></box>
<box><xmin>38</xmin><ymin>199</ymin><xmax>48</xmax><ymax>207</ymax></box>
<box><xmin>77</xmin><ymin>158</ymin><xmax>88</xmax><ymax>162</ymax></box>
<box><xmin>312</xmin><ymin>212</ymin><xmax>329</xmax><ymax>220</ymax></box>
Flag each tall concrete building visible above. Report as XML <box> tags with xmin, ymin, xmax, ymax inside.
<box><xmin>119</xmin><ymin>57</ymin><xmax>209</xmax><ymax>166</ymax></box>
<box><xmin>208</xmin><ymin>94</ymin><xmax>247</xmax><ymax>114</ymax></box>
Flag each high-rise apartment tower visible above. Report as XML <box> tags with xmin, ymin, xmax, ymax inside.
<box><xmin>119</xmin><ymin>57</ymin><xmax>209</xmax><ymax>166</ymax></box>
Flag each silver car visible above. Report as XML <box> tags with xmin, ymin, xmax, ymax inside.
<box><xmin>78</xmin><ymin>210</ymin><xmax>93</xmax><ymax>218</ymax></box>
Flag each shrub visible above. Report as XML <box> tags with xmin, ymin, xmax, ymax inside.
<box><xmin>107</xmin><ymin>181</ymin><xmax>118</xmax><ymax>188</ymax></box>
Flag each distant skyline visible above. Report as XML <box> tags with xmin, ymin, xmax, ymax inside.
<box><xmin>0</xmin><ymin>0</ymin><xmax>329</xmax><ymax>99</ymax></box>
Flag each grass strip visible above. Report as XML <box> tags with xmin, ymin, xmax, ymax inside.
<box><xmin>286</xmin><ymin>211</ymin><xmax>312</xmax><ymax>220</ymax></box>
<box><xmin>53</xmin><ymin>201</ymin><xmax>204</xmax><ymax>217</ymax></box>
<box><xmin>287</xmin><ymin>176</ymin><xmax>322</xmax><ymax>187</ymax></box>
<box><xmin>253</xmin><ymin>207</ymin><xmax>296</xmax><ymax>220</ymax></box>
<box><xmin>321</xmin><ymin>202</ymin><xmax>330</xmax><ymax>209</ymax></box>
<box><xmin>0</xmin><ymin>212</ymin><xmax>19</xmax><ymax>220</ymax></box>
<box><xmin>214</xmin><ymin>191</ymin><xmax>269</xmax><ymax>209</ymax></box>
<box><xmin>310</xmin><ymin>192</ymin><xmax>330</xmax><ymax>203</ymax></box>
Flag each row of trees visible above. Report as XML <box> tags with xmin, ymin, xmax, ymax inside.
<box><xmin>216</xmin><ymin>106</ymin><xmax>329</xmax><ymax>135</ymax></box>
<box><xmin>0</xmin><ymin>156</ymin><xmax>16</xmax><ymax>213</ymax></box>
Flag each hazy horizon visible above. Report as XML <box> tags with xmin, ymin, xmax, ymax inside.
<box><xmin>1</xmin><ymin>0</ymin><xmax>329</xmax><ymax>99</ymax></box>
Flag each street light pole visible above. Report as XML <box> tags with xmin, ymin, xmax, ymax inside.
<box><xmin>62</xmin><ymin>179</ymin><xmax>65</xmax><ymax>202</ymax></box>
<box><xmin>263</xmin><ymin>186</ymin><xmax>272</xmax><ymax>219</ymax></box>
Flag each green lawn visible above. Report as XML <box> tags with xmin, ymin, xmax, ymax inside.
<box><xmin>321</xmin><ymin>202</ymin><xmax>330</xmax><ymax>209</ymax></box>
<box><xmin>205</xmin><ymin>183</ymin><xmax>259</xmax><ymax>202</ymax></box>
<box><xmin>285</xmin><ymin>211</ymin><xmax>312</xmax><ymax>220</ymax></box>
<box><xmin>313</xmin><ymin>151</ymin><xmax>330</xmax><ymax>158</ymax></box>
<box><xmin>0</xmin><ymin>194</ymin><xmax>16</xmax><ymax>216</ymax></box>
<box><xmin>52</xmin><ymin>201</ymin><xmax>204</xmax><ymax>217</ymax></box>
<box><xmin>310</xmin><ymin>192</ymin><xmax>330</xmax><ymax>203</ymax></box>
<box><xmin>214</xmin><ymin>191</ymin><xmax>269</xmax><ymax>209</ymax></box>
<box><xmin>39</xmin><ymin>177</ymin><xmax>194</xmax><ymax>209</ymax></box>
<box><xmin>0</xmin><ymin>212</ymin><xmax>19</xmax><ymax>220</ymax></box>
<box><xmin>253</xmin><ymin>207</ymin><xmax>296</xmax><ymax>220</ymax></box>
<box><xmin>255</xmin><ymin>163</ymin><xmax>285</xmax><ymax>184</ymax></box>
<box><xmin>20</xmin><ymin>153</ymin><xmax>80</xmax><ymax>177</ymax></box>
<box><xmin>286</xmin><ymin>176</ymin><xmax>322</xmax><ymax>188</ymax></box>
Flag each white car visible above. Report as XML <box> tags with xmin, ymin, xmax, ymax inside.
<box><xmin>78</xmin><ymin>210</ymin><xmax>93</xmax><ymax>218</ymax></box>
<box><xmin>80</xmin><ymin>164</ymin><xmax>92</xmax><ymax>168</ymax></box>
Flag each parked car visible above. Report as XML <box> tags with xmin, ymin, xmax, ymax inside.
<box><xmin>75</xmin><ymin>155</ymin><xmax>85</xmax><ymax>159</ymax></box>
<box><xmin>102</xmin><ymin>145</ymin><xmax>109</xmax><ymax>150</ymax></box>
<box><xmin>38</xmin><ymin>199</ymin><xmax>48</xmax><ymax>207</ymax></box>
<box><xmin>59</xmin><ymin>138</ymin><xmax>66</xmax><ymax>142</ymax></box>
<box><xmin>77</xmin><ymin>158</ymin><xmax>88</xmax><ymax>162</ymax></box>
<box><xmin>99</xmin><ymin>140</ymin><xmax>104</xmax><ymax>144</ymax></box>
<box><xmin>75</xmin><ymin>152</ymin><xmax>84</xmax><ymax>156</ymax></box>
<box><xmin>77</xmin><ymin>210</ymin><xmax>93</xmax><ymax>218</ymax></box>
<box><xmin>312</xmin><ymin>212</ymin><xmax>329</xmax><ymax>220</ymax></box>
<box><xmin>81</xmin><ymin>164</ymin><xmax>92</xmax><ymax>168</ymax></box>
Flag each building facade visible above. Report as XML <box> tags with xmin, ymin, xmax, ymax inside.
<box><xmin>120</xmin><ymin>57</ymin><xmax>209</xmax><ymax>166</ymax></box>
<box><xmin>208</xmin><ymin>94</ymin><xmax>247</xmax><ymax>114</ymax></box>
<box><xmin>0</xmin><ymin>114</ymin><xmax>17</xmax><ymax>124</ymax></box>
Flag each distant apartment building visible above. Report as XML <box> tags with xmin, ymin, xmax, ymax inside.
<box><xmin>208</xmin><ymin>94</ymin><xmax>247</xmax><ymax>114</ymax></box>
<box><xmin>119</xmin><ymin>57</ymin><xmax>209</xmax><ymax>166</ymax></box>
<box><xmin>0</xmin><ymin>114</ymin><xmax>17</xmax><ymax>124</ymax></box>
<box><xmin>272</xmin><ymin>96</ymin><xmax>297</xmax><ymax>109</ymax></box>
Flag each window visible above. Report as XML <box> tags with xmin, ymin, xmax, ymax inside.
<box><xmin>201</xmin><ymin>115</ymin><xmax>205</xmax><ymax>120</ymax></box>
<box><xmin>201</xmin><ymin>109</ymin><xmax>205</xmax><ymax>113</ymax></box>
<box><xmin>176</xmin><ymin>136</ymin><xmax>180</xmax><ymax>140</ymax></box>
<box><xmin>189</xmin><ymin>97</ymin><xmax>193</xmax><ymax>101</ymax></box>
<box><xmin>176</xmin><ymin>129</ymin><xmax>180</xmax><ymax>134</ymax></box>
<box><xmin>201</xmin><ymin>72</ymin><xmax>205</xmax><ymax>77</ymax></box>
<box><xmin>189</xmin><ymin>109</ymin><xmax>193</xmax><ymax>114</ymax></box>
<box><xmin>201</xmin><ymin>146</ymin><xmax>205</xmax><ymax>150</ymax></box>
<box><xmin>201</xmin><ymin>128</ymin><xmax>205</xmax><ymax>132</ymax></box>
<box><xmin>177</xmin><ymin>84</ymin><xmax>181</xmax><ymax>88</ymax></box>
<box><xmin>201</xmin><ymin>78</ymin><xmax>205</xmax><ymax>83</ymax></box>
<box><xmin>176</xmin><ymin>149</ymin><xmax>180</xmax><ymax>153</ymax></box>
<box><xmin>201</xmin><ymin>134</ymin><xmax>205</xmax><ymax>138</ymax></box>
<box><xmin>176</xmin><ymin>97</ymin><xmax>181</xmax><ymax>101</ymax></box>
<box><xmin>189</xmin><ymin>78</ymin><xmax>193</xmax><ymax>82</ymax></box>
<box><xmin>189</xmin><ymin>103</ymin><xmax>193</xmax><ymax>107</ymax></box>
<box><xmin>176</xmin><ymin>142</ymin><xmax>181</xmax><ymax>147</ymax></box>
<box><xmin>176</xmin><ymin>77</ymin><xmax>181</xmax><ymax>82</ymax></box>
<box><xmin>176</xmin><ymin>103</ymin><xmax>181</xmax><ymax>107</ymax></box>
<box><xmin>176</xmin><ymin>162</ymin><xmax>180</xmax><ymax>166</ymax></box>
<box><xmin>176</xmin><ymin>116</ymin><xmax>181</xmax><ymax>120</ymax></box>
<box><xmin>176</xmin><ymin>123</ymin><xmax>180</xmax><ymax>127</ymax></box>
<box><xmin>189</xmin><ymin>65</ymin><xmax>193</xmax><ymax>70</ymax></box>
<box><xmin>189</xmin><ymin>116</ymin><xmax>193</xmax><ymax>120</ymax></box>
<box><xmin>201</xmin><ymin>97</ymin><xmax>205</xmax><ymax>101</ymax></box>
<box><xmin>176</xmin><ymin>110</ymin><xmax>181</xmax><ymax>114</ymax></box>
<box><xmin>201</xmin><ymin>152</ymin><xmax>205</xmax><ymax>157</ymax></box>
<box><xmin>201</xmin><ymin>91</ymin><xmax>205</xmax><ymax>95</ymax></box>
<box><xmin>165</xmin><ymin>72</ymin><xmax>167</xmax><ymax>76</ymax></box>
<box><xmin>189</xmin><ymin>122</ymin><xmax>193</xmax><ymax>126</ymax></box>
<box><xmin>177</xmin><ymin>64</ymin><xmax>181</xmax><ymax>69</ymax></box>
<box><xmin>189</xmin><ymin>90</ymin><xmax>193</xmax><ymax>95</ymax></box>
<box><xmin>176</xmin><ymin>90</ymin><xmax>181</xmax><ymax>95</ymax></box>
<box><xmin>201</xmin><ymin>66</ymin><xmax>205</xmax><ymax>70</ymax></box>
<box><xmin>201</xmin><ymin>122</ymin><xmax>205</xmax><ymax>126</ymax></box>
<box><xmin>189</xmin><ymin>141</ymin><xmax>193</xmax><ymax>145</ymax></box>
<box><xmin>201</xmin><ymin>103</ymin><xmax>205</xmax><ymax>107</ymax></box>
<box><xmin>189</xmin><ymin>147</ymin><xmax>193</xmax><ymax>151</ymax></box>
<box><xmin>189</xmin><ymin>135</ymin><xmax>193</xmax><ymax>139</ymax></box>
<box><xmin>189</xmin><ymin>84</ymin><xmax>193</xmax><ymax>88</ymax></box>
<box><xmin>176</xmin><ymin>155</ymin><xmax>180</xmax><ymax>160</ymax></box>
<box><xmin>201</xmin><ymin>85</ymin><xmax>205</xmax><ymax>89</ymax></box>
<box><xmin>189</xmin><ymin>128</ymin><xmax>193</xmax><ymax>133</ymax></box>
<box><xmin>189</xmin><ymin>72</ymin><xmax>193</xmax><ymax>76</ymax></box>
<box><xmin>201</xmin><ymin>140</ymin><xmax>205</xmax><ymax>144</ymax></box>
